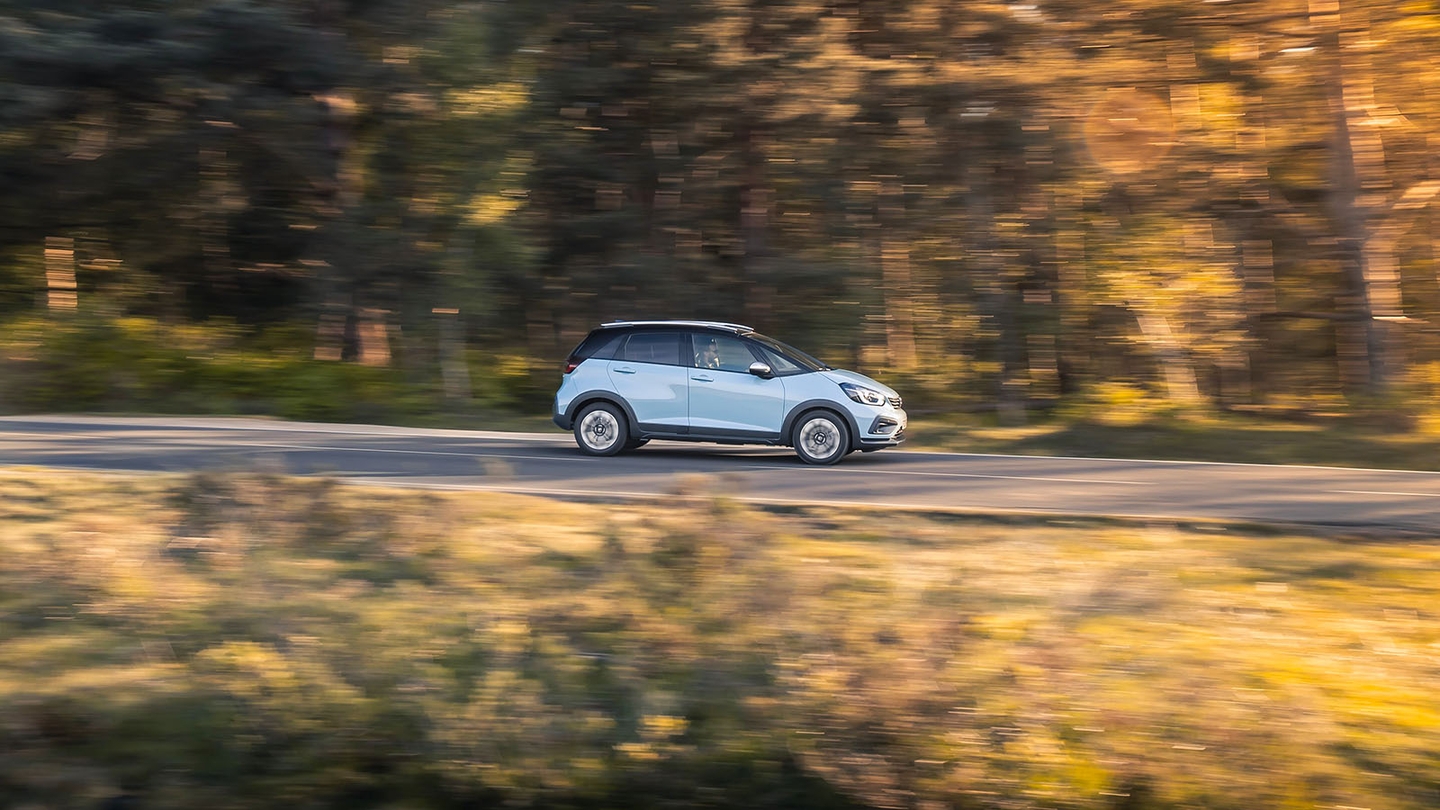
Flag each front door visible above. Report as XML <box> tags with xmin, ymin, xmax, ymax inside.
<box><xmin>686</xmin><ymin>333</ymin><xmax>785</xmax><ymax>437</ymax></box>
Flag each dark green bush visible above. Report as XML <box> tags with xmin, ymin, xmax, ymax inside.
<box><xmin>0</xmin><ymin>315</ymin><xmax>485</xmax><ymax>422</ymax></box>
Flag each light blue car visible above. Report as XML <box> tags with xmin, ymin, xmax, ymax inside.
<box><xmin>552</xmin><ymin>320</ymin><xmax>906</xmax><ymax>464</ymax></box>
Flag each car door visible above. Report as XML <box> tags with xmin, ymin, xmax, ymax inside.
<box><xmin>608</xmin><ymin>331</ymin><xmax>689</xmax><ymax>431</ymax></box>
<box><xmin>686</xmin><ymin>332</ymin><xmax>786</xmax><ymax>437</ymax></box>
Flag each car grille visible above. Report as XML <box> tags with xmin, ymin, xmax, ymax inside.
<box><xmin>888</xmin><ymin>395</ymin><xmax>903</xmax><ymax>408</ymax></box>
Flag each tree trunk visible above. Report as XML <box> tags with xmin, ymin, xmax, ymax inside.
<box><xmin>877</xmin><ymin>180</ymin><xmax>919</xmax><ymax>370</ymax></box>
<box><xmin>435</xmin><ymin>307</ymin><xmax>471</xmax><ymax>400</ymax></box>
<box><xmin>312</xmin><ymin>90</ymin><xmax>365</xmax><ymax>362</ymax></box>
<box><xmin>1135</xmin><ymin>311</ymin><xmax>1203</xmax><ymax>404</ymax></box>
<box><xmin>738</xmin><ymin>121</ymin><xmax>775</xmax><ymax>330</ymax></box>
<box><xmin>314</xmin><ymin>305</ymin><xmax>346</xmax><ymax>362</ymax></box>
<box><xmin>879</xmin><ymin>258</ymin><xmax>918</xmax><ymax>373</ymax></box>
<box><xmin>199</xmin><ymin>145</ymin><xmax>236</xmax><ymax>308</ymax></box>
<box><xmin>1052</xmin><ymin>188</ymin><xmax>1088</xmax><ymax>394</ymax></box>
<box><xmin>44</xmin><ymin>237</ymin><xmax>77</xmax><ymax>311</ymax></box>
<box><xmin>357</xmin><ymin>308</ymin><xmax>392</xmax><ymax>367</ymax></box>
<box><xmin>995</xmin><ymin>280</ymin><xmax>1027</xmax><ymax>425</ymax></box>
<box><xmin>966</xmin><ymin>170</ymin><xmax>1026</xmax><ymax>419</ymax></box>
<box><xmin>1322</xmin><ymin>4</ymin><xmax>1405</xmax><ymax>395</ymax></box>
<box><xmin>1239</xmin><ymin>237</ymin><xmax>1277</xmax><ymax>402</ymax></box>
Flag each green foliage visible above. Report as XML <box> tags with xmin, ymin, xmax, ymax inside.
<box><xmin>465</xmin><ymin>350</ymin><xmax>556</xmax><ymax>412</ymax></box>
<box><xmin>0</xmin><ymin>315</ymin><xmax>432</xmax><ymax>421</ymax></box>
<box><xmin>5</xmin><ymin>0</ymin><xmax>1440</xmax><ymax>415</ymax></box>
<box><xmin>0</xmin><ymin>250</ymin><xmax>40</xmax><ymax>317</ymax></box>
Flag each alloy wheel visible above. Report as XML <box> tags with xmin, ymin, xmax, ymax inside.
<box><xmin>797</xmin><ymin>415</ymin><xmax>844</xmax><ymax>463</ymax></box>
<box><xmin>579</xmin><ymin>408</ymin><xmax>621</xmax><ymax>452</ymax></box>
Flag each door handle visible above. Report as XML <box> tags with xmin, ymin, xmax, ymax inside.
<box><xmin>614</xmin><ymin>366</ymin><xmax>637</xmax><ymax>375</ymax></box>
<box><xmin>691</xmin><ymin>374</ymin><xmax>714</xmax><ymax>382</ymax></box>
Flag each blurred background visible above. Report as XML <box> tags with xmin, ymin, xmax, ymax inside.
<box><xmin>2</xmin><ymin>0</ymin><xmax>1439</xmax><ymax>421</ymax></box>
<box><xmin>5</xmin><ymin>4</ymin><xmax>1440</xmax><ymax>809</ymax></box>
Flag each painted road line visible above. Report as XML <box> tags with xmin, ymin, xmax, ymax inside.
<box><xmin>231</xmin><ymin>442</ymin><xmax>554</xmax><ymax>463</ymax></box>
<box><xmin>896</xmin><ymin>449</ymin><xmax>1440</xmax><ymax>475</ymax></box>
<box><xmin>734</xmin><ymin>464</ymin><xmax>1150</xmax><ymax>486</ymax></box>
<box><xmin>0</xmin><ymin>416</ymin><xmax>563</xmax><ymax>443</ymax></box>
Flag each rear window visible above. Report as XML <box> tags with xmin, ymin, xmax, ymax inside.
<box><xmin>619</xmin><ymin>332</ymin><xmax>683</xmax><ymax>365</ymax></box>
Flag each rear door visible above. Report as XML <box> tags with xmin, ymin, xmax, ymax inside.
<box><xmin>608</xmin><ymin>331</ymin><xmax>689</xmax><ymax>431</ymax></box>
<box><xmin>686</xmin><ymin>332</ymin><xmax>786</xmax><ymax>437</ymax></box>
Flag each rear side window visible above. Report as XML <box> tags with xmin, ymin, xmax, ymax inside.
<box><xmin>572</xmin><ymin>330</ymin><xmax>624</xmax><ymax>362</ymax></box>
<box><xmin>619</xmin><ymin>332</ymin><xmax>683</xmax><ymax>365</ymax></box>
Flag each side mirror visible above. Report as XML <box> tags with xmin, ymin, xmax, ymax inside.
<box><xmin>748</xmin><ymin>361</ymin><xmax>773</xmax><ymax>379</ymax></box>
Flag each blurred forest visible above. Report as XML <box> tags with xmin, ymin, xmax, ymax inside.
<box><xmin>3</xmin><ymin>0</ymin><xmax>1440</xmax><ymax>417</ymax></box>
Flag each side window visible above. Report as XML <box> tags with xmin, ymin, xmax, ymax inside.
<box><xmin>753</xmin><ymin>344</ymin><xmax>802</xmax><ymax>375</ymax></box>
<box><xmin>594</xmin><ymin>332</ymin><xmax>626</xmax><ymax>360</ymax></box>
<box><xmin>619</xmin><ymin>332</ymin><xmax>682</xmax><ymax>366</ymax></box>
<box><xmin>692</xmin><ymin>333</ymin><xmax>761</xmax><ymax>373</ymax></box>
<box><xmin>574</xmin><ymin>331</ymin><xmax>624</xmax><ymax>362</ymax></box>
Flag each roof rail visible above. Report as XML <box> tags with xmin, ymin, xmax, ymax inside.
<box><xmin>600</xmin><ymin>319</ymin><xmax>754</xmax><ymax>332</ymax></box>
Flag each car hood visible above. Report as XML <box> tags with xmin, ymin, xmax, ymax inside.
<box><xmin>820</xmin><ymin>369</ymin><xmax>900</xmax><ymax>399</ymax></box>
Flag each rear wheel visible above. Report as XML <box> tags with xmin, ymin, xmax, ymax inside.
<box><xmin>574</xmin><ymin>402</ymin><xmax>628</xmax><ymax>456</ymax></box>
<box><xmin>793</xmin><ymin>411</ymin><xmax>849</xmax><ymax>465</ymax></box>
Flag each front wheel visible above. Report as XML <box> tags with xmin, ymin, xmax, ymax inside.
<box><xmin>793</xmin><ymin>412</ymin><xmax>849</xmax><ymax>465</ymax></box>
<box><xmin>574</xmin><ymin>402</ymin><xmax>629</xmax><ymax>456</ymax></box>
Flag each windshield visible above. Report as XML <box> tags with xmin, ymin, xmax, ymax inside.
<box><xmin>746</xmin><ymin>332</ymin><xmax>830</xmax><ymax>372</ymax></box>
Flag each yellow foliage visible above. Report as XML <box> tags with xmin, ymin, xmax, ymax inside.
<box><xmin>446</xmin><ymin>83</ymin><xmax>529</xmax><ymax>117</ymax></box>
<box><xmin>4</xmin><ymin>471</ymin><xmax>1440</xmax><ymax>809</ymax></box>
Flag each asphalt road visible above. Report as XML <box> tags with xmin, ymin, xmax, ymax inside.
<box><xmin>2</xmin><ymin>415</ymin><xmax>1439</xmax><ymax>533</ymax></box>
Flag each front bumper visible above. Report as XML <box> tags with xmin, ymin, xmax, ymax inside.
<box><xmin>854</xmin><ymin>406</ymin><xmax>907</xmax><ymax>447</ymax></box>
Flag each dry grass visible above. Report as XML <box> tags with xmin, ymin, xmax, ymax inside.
<box><xmin>1</xmin><ymin>469</ymin><xmax>1438</xmax><ymax>809</ymax></box>
<box><xmin>904</xmin><ymin>410</ymin><xmax>1440</xmax><ymax>471</ymax></box>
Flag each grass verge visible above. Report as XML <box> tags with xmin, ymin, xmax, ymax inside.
<box><xmin>2</xmin><ymin>470</ymin><xmax>1438</xmax><ymax>809</ymax></box>
<box><xmin>8</xmin><ymin>313</ymin><xmax>1440</xmax><ymax>470</ymax></box>
<box><xmin>903</xmin><ymin>409</ymin><xmax>1440</xmax><ymax>470</ymax></box>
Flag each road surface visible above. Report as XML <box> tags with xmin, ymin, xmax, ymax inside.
<box><xmin>2</xmin><ymin>416</ymin><xmax>1438</xmax><ymax>533</ymax></box>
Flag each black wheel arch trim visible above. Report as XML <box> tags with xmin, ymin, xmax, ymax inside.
<box><xmin>564</xmin><ymin>391</ymin><xmax>640</xmax><ymax>433</ymax></box>
<box><xmin>781</xmin><ymin>400</ymin><xmax>861</xmax><ymax>448</ymax></box>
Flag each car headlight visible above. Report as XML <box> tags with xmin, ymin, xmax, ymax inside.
<box><xmin>840</xmin><ymin>382</ymin><xmax>888</xmax><ymax>406</ymax></box>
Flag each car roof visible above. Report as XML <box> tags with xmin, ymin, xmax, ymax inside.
<box><xmin>599</xmin><ymin>320</ymin><xmax>754</xmax><ymax>334</ymax></box>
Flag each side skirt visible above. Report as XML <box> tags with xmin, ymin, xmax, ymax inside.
<box><xmin>635</xmin><ymin>424</ymin><xmax>785</xmax><ymax>446</ymax></box>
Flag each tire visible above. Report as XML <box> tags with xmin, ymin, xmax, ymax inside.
<box><xmin>792</xmin><ymin>411</ymin><xmax>849</xmax><ymax>465</ymax></box>
<box><xmin>574</xmin><ymin>402</ymin><xmax>629</xmax><ymax>456</ymax></box>
<box><xmin>624</xmin><ymin>437</ymin><xmax>650</xmax><ymax>450</ymax></box>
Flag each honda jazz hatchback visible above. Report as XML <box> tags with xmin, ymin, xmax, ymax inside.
<box><xmin>552</xmin><ymin>320</ymin><xmax>906</xmax><ymax>464</ymax></box>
